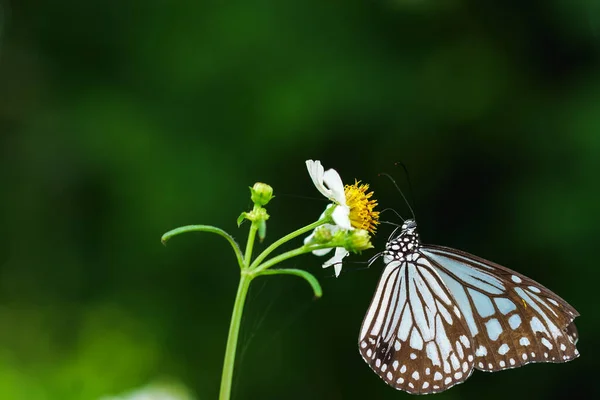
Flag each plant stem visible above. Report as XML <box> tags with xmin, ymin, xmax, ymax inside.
<box><xmin>250</xmin><ymin>219</ymin><xmax>326</xmax><ymax>270</ymax></box>
<box><xmin>251</xmin><ymin>244</ymin><xmax>333</xmax><ymax>275</ymax></box>
<box><xmin>219</xmin><ymin>272</ymin><xmax>252</xmax><ymax>400</ymax></box>
<box><xmin>244</xmin><ymin>223</ymin><xmax>258</xmax><ymax>266</ymax></box>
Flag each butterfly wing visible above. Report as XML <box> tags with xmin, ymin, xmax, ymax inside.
<box><xmin>359</xmin><ymin>257</ymin><xmax>476</xmax><ymax>394</ymax></box>
<box><xmin>420</xmin><ymin>245</ymin><xmax>580</xmax><ymax>372</ymax></box>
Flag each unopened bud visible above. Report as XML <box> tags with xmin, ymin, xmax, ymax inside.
<box><xmin>312</xmin><ymin>225</ymin><xmax>334</xmax><ymax>244</ymax></box>
<box><xmin>250</xmin><ymin>182</ymin><xmax>274</xmax><ymax>206</ymax></box>
<box><xmin>344</xmin><ymin>229</ymin><xmax>373</xmax><ymax>253</ymax></box>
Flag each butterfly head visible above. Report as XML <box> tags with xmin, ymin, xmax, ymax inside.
<box><xmin>401</xmin><ymin>219</ymin><xmax>417</xmax><ymax>231</ymax></box>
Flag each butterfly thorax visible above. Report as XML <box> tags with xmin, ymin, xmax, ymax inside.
<box><xmin>383</xmin><ymin>219</ymin><xmax>420</xmax><ymax>263</ymax></box>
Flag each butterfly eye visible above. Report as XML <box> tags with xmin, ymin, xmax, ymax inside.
<box><xmin>359</xmin><ymin>220</ymin><xmax>579</xmax><ymax>394</ymax></box>
<box><xmin>402</xmin><ymin>219</ymin><xmax>417</xmax><ymax>230</ymax></box>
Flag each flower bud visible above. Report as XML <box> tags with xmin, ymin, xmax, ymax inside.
<box><xmin>344</xmin><ymin>229</ymin><xmax>373</xmax><ymax>253</ymax></box>
<box><xmin>250</xmin><ymin>182</ymin><xmax>274</xmax><ymax>206</ymax></box>
<box><xmin>312</xmin><ymin>225</ymin><xmax>333</xmax><ymax>244</ymax></box>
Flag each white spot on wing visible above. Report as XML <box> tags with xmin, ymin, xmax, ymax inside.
<box><xmin>426</xmin><ymin>342</ymin><xmax>441</xmax><ymax>367</ymax></box>
<box><xmin>498</xmin><ymin>344</ymin><xmax>509</xmax><ymax>355</ymax></box>
<box><xmin>475</xmin><ymin>345</ymin><xmax>488</xmax><ymax>357</ymax></box>
<box><xmin>485</xmin><ymin>318</ymin><xmax>502</xmax><ymax>341</ymax></box>
<box><xmin>410</xmin><ymin>328</ymin><xmax>424</xmax><ymax>350</ymax></box>
<box><xmin>398</xmin><ymin>305</ymin><xmax>412</xmax><ymax>341</ymax></box>
<box><xmin>494</xmin><ymin>298</ymin><xmax>517</xmax><ymax>315</ymax></box>
<box><xmin>530</xmin><ymin>316</ymin><xmax>548</xmax><ymax>335</ymax></box>
<box><xmin>508</xmin><ymin>314</ymin><xmax>522</xmax><ymax>330</ymax></box>
<box><xmin>460</xmin><ymin>335</ymin><xmax>470</xmax><ymax>348</ymax></box>
<box><xmin>468</xmin><ymin>288</ymin><xmax>496</xmax><ymax>318</ymax></box>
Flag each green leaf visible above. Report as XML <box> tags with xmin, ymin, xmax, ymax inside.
<box><xmin>237</xmin><ymin>212</ymin><xmax>247</xmax><ymax>227</ymax></box>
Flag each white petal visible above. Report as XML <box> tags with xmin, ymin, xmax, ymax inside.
<box><xmin>323</xmin><ymin>247</ymin><xmax>349</xmax><ymax>277</ymax></box>
<box><xmin>305</xmin><ymin>160</ymin><xmax>346</xmax><ymax>205</ymax></box>
<box><xmin>305</xmin><ymin>160</ymin><xmax>331</xmax><ymax>199</ymax></box>
<box><xmin>313</xmin><ymin>248</ymin><xmax>333</xmax><ymax>256</ymax></box>
<box><xmin>331</xmin><ymin>205</ymin><xmax>352</xmax><ymax>230</ymax></box>
<box><xmin>322</xmin><ymin>168</ymin><xmax>346</xmax><ymax>205</ymax></box>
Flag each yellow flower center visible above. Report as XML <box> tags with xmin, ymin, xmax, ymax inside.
<box><xmin>344</xmin><ymin>180</ymin><xmax>380</xmax><ymax>233</ymax></box>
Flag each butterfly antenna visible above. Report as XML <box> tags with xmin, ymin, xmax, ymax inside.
<box><xmin>379</xmin><ymin>207</ymin><xmax>405</xmax><ymax>222</ymax></box>
<box><xmin>378</xmin><ymin>172</ymin><xmax>416</xmax><ymax>221</ymax></box>
<box><xmin>387</xmin><ymin>225</ymin><xmax>401</xmax><ymax>241</ymax></box>
<box><xmin>394</xmin><ymin>161</ymin><xmax>418</xmax><ymax>221</ymax></box>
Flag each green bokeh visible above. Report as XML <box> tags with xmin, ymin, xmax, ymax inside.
<box><xmin>1</xmin><ymin>1</ymin><xmax>598</xmax><ymax>399</ymax></box>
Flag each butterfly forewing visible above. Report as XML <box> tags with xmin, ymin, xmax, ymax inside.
<box><xmin>359</xmin><ymin>255</ymin><xmax>476</xmax><ymax>393</ymax></box>
<box><xmin>421</xmin><ymin>245</ymin><xmax>580</xmax><ymax>372</ymax></box>
<box><xmin>359</xmin><ymin>219</ymin><xmax>579</xmax><ymax>394</ymax></box>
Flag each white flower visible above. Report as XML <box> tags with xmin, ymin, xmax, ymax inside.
<box><xmin>304</xmin><ymin>160</ymin><xmax>354</xmax><ymax>277</ymax></box>
<box><xmin>305</xmin><ymin>160</ymin><xmax>352</xmax><ymax>230</ymax></box>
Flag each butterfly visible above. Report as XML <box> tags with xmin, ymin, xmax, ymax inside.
<box><xmin>358</xmin><ymin>219</ymin><xmax>580</xmax><ymax>394</ymax></box>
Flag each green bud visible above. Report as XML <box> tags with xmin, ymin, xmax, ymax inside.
<box><xmin>312</xmin><ymin>225</ymin><xmax>333</xmax><ymax>244</ymax></box>
<box><xmin>344</xmin><ymin>229</ymin><xmax>373</xmax><ymax>253</ymax></box>
<box><xmin>257</xmin><ymin>219</ymin><xmax>267</xmax><ymax>242</ymax></box>
<box><xmin>250</xmin><ymin>182</ymin><xmax>274</xmax><ymax>206</ymax></box>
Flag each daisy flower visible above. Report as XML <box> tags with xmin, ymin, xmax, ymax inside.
<box><xmin>304</xmin><ymin>160</ymin><xmax>379</xmax><ymax>276</ymax></box>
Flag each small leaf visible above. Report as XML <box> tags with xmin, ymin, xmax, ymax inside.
<box><xmin>237</xmin><ymin>212</ymin><xmax>247</xmax><ymax>227</ymax></box>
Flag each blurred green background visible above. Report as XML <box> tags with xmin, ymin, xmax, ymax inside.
<box><xmin>1</xmin><ymin>0</ymin><xmax>598</xmax><ymax>399</ymax></box>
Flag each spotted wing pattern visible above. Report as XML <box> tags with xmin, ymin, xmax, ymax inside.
<box><xmin>359</xmin><ymin>258</ymin><xmax>475</xmax><ymax>394</ymax></box>
<box><xmin>358</xmin><ymin>220</ymin><xmax>580</xmax><ymax>394</ymax></box>
<box><xmin>420</xmin><ymin>246</ymin><xmax>580</xmax><ymax>372</ymax></box>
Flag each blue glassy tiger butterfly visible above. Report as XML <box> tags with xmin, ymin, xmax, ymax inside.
<box><xmin>359</xmin><ymin>219</ymin><xmax>579</xmax><ymax>394</ymax></box>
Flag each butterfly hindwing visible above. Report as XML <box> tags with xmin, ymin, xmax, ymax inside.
<box><xmin>420</xmin><ymin>245</ymin><xmax>580</xmax><ymax>372</ymax></box>
<box><xmin>359</xmin><ymin>257</ymin><xmax>476</xmax><ymax>394</ymax></box>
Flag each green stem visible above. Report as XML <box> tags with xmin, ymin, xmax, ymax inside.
<box><xmin>249</xmin><ymin>219</ymin><xmax>326</xmax><ymax>270</ymax></box>
<box><xmin>244</xmin><ymin>223</ymin><xmax>258</xmax><ymax>267</ymax></box>
<box><xmin>251</xmin><ymin>244</ymin><xmax>334</xmax><ymax>275</ymax></box>
<box><xmin>161</xmin><ymin>225</ymin><xmax>244</xmax><ymax>268</ymax></box>
<box><xmin>219</xmin><ymin>272</ymin><xmax>252</xmax><ymax>400</ymax></box>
